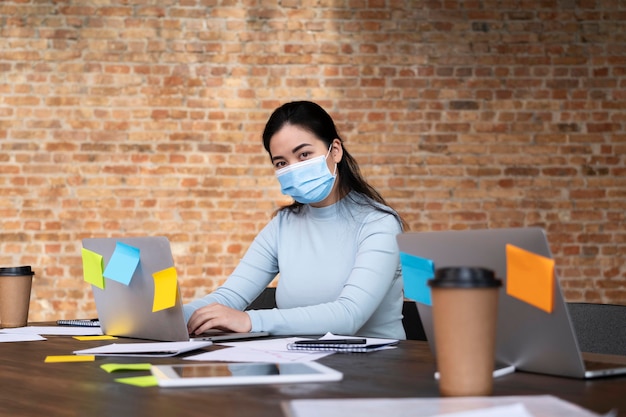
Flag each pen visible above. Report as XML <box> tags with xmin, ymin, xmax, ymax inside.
<box><xmin>294</xmin><ymin>338</ymin><xmax>367</xmax><ymax>345</ymax></box>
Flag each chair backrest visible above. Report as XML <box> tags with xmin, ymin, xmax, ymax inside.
<box><xmin>402</xmin><ymin>300</ymin><xmax>427</xmax><ymax>341</ymax></box>
<box><xmin>246</xmin><ymin>287</ymin><xmax>277</xmax><ymax>310</ymax></box>
<box><xmin>567</xmin><ymin>302</ymin><xmax>626</xmax><ymax>356</ymax></box>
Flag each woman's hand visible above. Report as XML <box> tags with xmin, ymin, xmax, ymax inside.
<box><xmin>187</xmin><ymin>303</ymin><xmax>252</xmax><ymax>335</ymax></box>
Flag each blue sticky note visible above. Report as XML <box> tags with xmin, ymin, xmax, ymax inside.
<box><xmin>400</xmin><ymin>252</ymin><xmax>435</xmax><ymax>306</ymax></box>
<box><xmin>103</xmin><ymin>242</ymin><xmax>140</xmax><ymax>286</ymax></box>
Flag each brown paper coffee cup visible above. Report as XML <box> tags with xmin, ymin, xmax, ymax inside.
<box><xmin>429</xmin><ymin>267</ymin><xmax>501</xmax><ymax>397</ymax></box>
<box><xmin>0</xmin><ymin>266</ymin><xmax>35</xmax><ymax>328</ymax></box>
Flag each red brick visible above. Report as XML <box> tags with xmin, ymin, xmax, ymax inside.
<box><xmin>1</xmin><ymin>0</ymin><xmax>625</xmax><ymax>319</ymax></box>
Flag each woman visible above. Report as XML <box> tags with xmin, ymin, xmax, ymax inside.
<box><xmin>185</xmin><ymin>101</ymin><xmax>407</xmax><ymax>339</ymax></box>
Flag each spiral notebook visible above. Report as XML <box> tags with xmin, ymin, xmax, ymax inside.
<box><xmin>286</xmin><ymin>333</ymin><xmax>398</xmax><ymax>353</ymax></box>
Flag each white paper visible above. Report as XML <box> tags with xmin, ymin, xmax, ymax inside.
<box><xmin>218</xmin><ymin>336</ymin><xmax>307</xmax><ymax>350</ymax></box>
<box><xmin>282</xmin><ymin>395</ymin><xmax>605</xmax><ymax>417</ymax></box>
<box><xmin>185</xmin><ymin>345</ymin><xmax>332</xmax><ymax>363</ymax></box>
<box><xmin>73</xmin><ymin>341</ymin><xmax>213</xmax><ymax>357</ymax></box>
<box><xmin>0</xmin><ymin>332</ymin><xmax>46</xmax><ymax>343</ymax></box>
<box><xmin>429</xmin><ymin>403</ymin><xmax>533</xmax><ymax>417</ymax></box>
<box><xmin>1</xmin><ymin>326</ymin><xmax>103</xmax><ymax>336</ymax></box>
<box><xmin>185</xmin><ymin>337</ymin><xmax>332</xmax><ymax>363</ymax></box>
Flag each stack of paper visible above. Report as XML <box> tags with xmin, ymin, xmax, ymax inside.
<box><xmin>73</xmin><ymin>341</ymin><xmax>213</xmax><ymax>357</ymax></box>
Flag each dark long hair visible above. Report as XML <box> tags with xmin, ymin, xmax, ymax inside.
<box><xmin>262</xmin><ymin>101</ymin><xmax>407</xmax><ymax>229</ymax></box>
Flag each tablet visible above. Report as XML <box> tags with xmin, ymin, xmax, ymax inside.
<box><xmin>151</xmin><ymin>362</ymin><xmax>343</xmax><ymax>387</ymax></box>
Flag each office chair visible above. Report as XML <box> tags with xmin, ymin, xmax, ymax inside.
<box><xmin>247</xmin><ymin>287</ymin><xmax>277</xmax><ymax>310</ymax></box>
<box><xmin>567</xmin><ymin>302</ymin><xmax>626</xmax><ymax>356</ymax></box>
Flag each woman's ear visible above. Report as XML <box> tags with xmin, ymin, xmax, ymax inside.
<box><xmin>331</xmin><ymin>138</ymin><xmax>343</xmax><ymax>164</ymax></box>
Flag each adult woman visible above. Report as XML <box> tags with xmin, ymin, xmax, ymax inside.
<box><xmin>185</xmin><ymin>101</ymin><xmax>406</xmax><ymax>339</ymax></box>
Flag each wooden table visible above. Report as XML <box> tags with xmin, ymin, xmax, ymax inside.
<box><xmin>1</xmin><ymin>333</ymin><xmax>624</xmax><ymax>417</ymax></box>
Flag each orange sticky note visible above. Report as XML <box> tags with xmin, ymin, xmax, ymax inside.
<box><xmin>506</xmin><ymin>244</ymin><xmax>555</xmax><ymax>313</ymax></box>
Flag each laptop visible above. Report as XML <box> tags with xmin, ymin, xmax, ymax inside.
<box><xmin>82</xmin><ymin>236</ymin><xmax>269</xmax><ymax>342</ymax></box>
<box><xmin>397</xmin><ymin>227</ymin><xmax>626</xmax><ymax>379</ymax></box>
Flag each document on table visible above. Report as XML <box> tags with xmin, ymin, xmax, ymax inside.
<box><xmin>1</xmin><ymin>326</ymin><xmax>103</xmax><ymax>336</ymax></box>
<box><xmin>74</xmin><ymin>341</ymin><xmax>213</xmax><ymax>357</ymax></box>
<box><xmin>0</xmin><ymin>332</ymin><xmax>46</xmax><ymax>343</ymax></box>
<box><xmin>282</xmin><ymin>395</ymin><xmax>608</xmax><ymax>417</ymax></box>
<box><xmin>184</xmin><ymin>337</ymin><xmax>333</xmax><ymax>363</ymax></box>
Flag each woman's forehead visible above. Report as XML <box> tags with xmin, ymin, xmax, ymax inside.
<box><xmin>269</xmin><ymin>124</ymin><xmax>325</xmax><ymax>154</ymax></box>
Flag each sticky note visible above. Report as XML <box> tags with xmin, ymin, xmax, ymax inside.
<box><xmin>400</xmin><ymin>252</ymin><xmax>434</xmax><ymax>306</ymax></box>
<box><xmin>45</xmin><ymin>355</ymin><xmax>95</xmax><ymax>363</ymax></box>
<box><xmin>114</xmin><ymin>375</ymin><xmax>158</xmax><ymax>387</ymax></box>
<box><xmin>506</xmin><ymin>244</ymin><xmax>555</xmax><ymax>313</ymax></box>
<box><xmin>101</xmin><ymin>363</ymin><xmax>152</xmax><ymax>373</ymax></box>
<box><xmin>73</xmin><ymin>335</ymin><xmax>117</xmax><ymax>341</ymax></box>
<box><xmin>82</xmin><ymin>248</ymin><xmax>105</xmax><ymax>289</ymax></box>
<box><xmin>103</xmin><ymin>242</ymin><xmax>141</xmax><ymax>285</ymax></box>
<box><xmin>152</xmin><ymin>266</ymin><xmax>178</xmax><ymax>312</ymax></box>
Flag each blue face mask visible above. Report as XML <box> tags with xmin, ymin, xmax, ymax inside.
<box><xmin>275</xmin><ymin>146</ymin><xmax>336</xmax><ymax>204</ymax></box>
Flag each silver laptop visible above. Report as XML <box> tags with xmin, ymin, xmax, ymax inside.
<box><xmin>82</xmin><ymin>236</ymin><xmax>268</xmax><ymax>342</ymax></box>
<box><xmin>397</xmin><ymin>227</ymin><xmax>626</xmax><ymax>379</ymax></box>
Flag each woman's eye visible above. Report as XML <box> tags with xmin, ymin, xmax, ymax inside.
<box><xmin>299</xmin><ymin>151</ymin><xmax>312</xmax><ymax>160</ymax></box>
<box><xmin>274</xmin><ymin>161</ymin><xmax>286</xmax><ymax>169</ymax></box>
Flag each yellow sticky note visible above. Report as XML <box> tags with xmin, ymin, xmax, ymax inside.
<box><xmin>82</xmin><ymin>248</ymin><xmax>105</xmax><ymax>289</ymax></box>
<box><xmin>45</xmin><ymin>355</ymin><xmax>95</xmax><ymax>363</ymax></box>
<box><xmin>74</xmin><ymin>335</ymin><xmax>117</xmax><ymax>341</ymax></box>
<box><xmin>152</xmin><ymin>266</ymin><xmax>178</xmax><ymax>312</ymax></box>
<box><xmin>114</xmin><ymin>375</ymin><xmax>158</xmax><ymax>387</ymax></box>
<box><xmin>506</xmin><ymin>244</ymin><xmax>555</xmax><ymax>313</ymax></box>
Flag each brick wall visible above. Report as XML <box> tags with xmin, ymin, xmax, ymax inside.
<box><xmin>0</xmin><ymin>0</ymin><xmax>624</xmax><ymax>321</ymax></box>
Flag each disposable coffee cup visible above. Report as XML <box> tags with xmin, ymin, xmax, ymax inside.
<box><xmin>428</xmin><ymin>266</ymin><xmax>502</xmax><ymax>397</ymax></box>
<box><xmin>0</xmin><ymin>266</ymin><xmax>35</xmax><ymax>328</ymax></box>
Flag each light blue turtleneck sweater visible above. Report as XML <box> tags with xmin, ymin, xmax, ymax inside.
<box><xmin>183</xmin><ymin>192</ymin><xmax>406</xmax><ymax>339</ymax></box>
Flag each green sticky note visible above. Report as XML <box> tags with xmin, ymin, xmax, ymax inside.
<box><xmin>82</xmin><ymin>248</ymin><xmax>105</xmax><ymax>289</ymax></box>
<box><xmin>152</xmin><ymin>266</ymin><xmax>178</xmax><ymax>312</ymax></box>
<box><xmin>101</xmin><ymin>363</ymin><xmax>152</xmax><ymax>373</ymax></box>
<box><xmin>114</xmin><ymin>375</ymin><xmax>158</xmax><ymax>387</ymax></box>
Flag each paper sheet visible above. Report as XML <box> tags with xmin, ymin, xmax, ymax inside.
<box><xmin>73</xmin><ymin>341</ymin><xmax>212</xmax><ymax>357</ymax></box>
<box><xmin>282</xmin><ymin>395</ymin><xmax>605</xmax><ymax>417</ymax></box>
<box><xmin>1</xmin><ymin>326</ymin><xmax>103</xmax><ymax>336</ymax></box>
<box><xmin>185</xmin><ymin>337</ymin><xmax>332</xmax><ymax>363</ymax></box>
<box><xmin>0</xmin><ymin>332</ymin><xmax>46</xmax><ymax>343</ymax></box>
